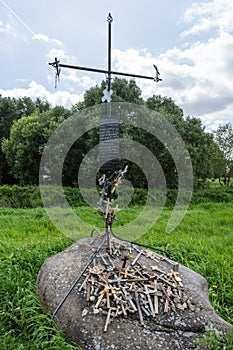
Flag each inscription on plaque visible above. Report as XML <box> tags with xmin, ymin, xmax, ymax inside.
<box><xmin>99</xmin><ymin>115</ymin><xmax>120</xmax><ymax>174</ymax></box>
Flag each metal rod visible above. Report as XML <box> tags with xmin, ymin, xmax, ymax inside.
<box><xmin>54</xmin><ymin>63</ymin><xmax>156</xmax><ymax>81</ymax></box>
<box><xmin>107</xmin><ymin>13</ymin><xmax>112</xmax><ymax>92</ymax></box>
<box><xmin>52</xmin><ymin>235</ymin><xmax>106</xmax><ymax>318</ymax></box>
<box><xmin>107</xmin><ymin>13</ymin><xmax>113</xmax><ymax>116</ymax></box>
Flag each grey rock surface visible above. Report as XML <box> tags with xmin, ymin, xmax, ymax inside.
<box><xmin>37</xmin><ymin>237</ymin><xmax>232</xmax><ymax>350</ymax></box>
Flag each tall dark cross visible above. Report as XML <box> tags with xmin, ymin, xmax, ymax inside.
<box><xmin>49</xmin><ymin>13</ymin><xmax>162</xmax><ymax>175</ymax></box>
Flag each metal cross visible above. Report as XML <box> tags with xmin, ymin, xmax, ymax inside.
<box><xmin>49</xmin><ymin>13</ymin><xmax>162</xmax><ymax>252</ymax></box>
<box><xmin>49</xmin><ymin>12</ymin><xmax>162</xmax><ymax>116</ymax></box>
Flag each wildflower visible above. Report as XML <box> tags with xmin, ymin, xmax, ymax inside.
<box><xmin>212</xmin><ymin>293</ymin><xmax>217</xmax><ymax>297</ymax></box>
<box><xmin>212</xmin><ymin>285</ymin><xmax>218</xmax><ymax>289</ymax></box>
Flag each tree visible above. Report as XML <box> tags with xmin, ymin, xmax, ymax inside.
<box><xmin>146</xmin><ymin>95</ymin><xmax>183</xmax><ymax>121</ymax></box>
<box><xmin>1</xmin><ymin>80</ymin><xmax>222</xmax><ymax>189</ymax></box>
<box><xmin>211</xmin><ymin>144</ymin><xmax>227</xmax><ymax>183</ymax></box>
<box><xmin>214</xmin><ymin>123</ymin><xmax>233</xmax><ymax>186</ymax></box>
<box><xmin>34</xmin><ymin>98</ymin><xmax>51</xmax><ymax>114</ymax></box>
<box><xmin>72</xmin><ymin>78</ymin><xmax>143</xmax><ymax>111</ymax></box>
<box><xmin>111</xmin><ymin>78</ymin><xmax>143</xmax><ymax>104</ymax></box>
<box><xmin>72</xmin><ymin>86</ymin><xmax>220</xmax><ymax>189</ymax></box>
<box><xmin>2</xmin><ymin>107</ymin><xmax>71</xmax><ymax>185</ymax></box>
<box><xmin>15</xmin><ymin>97</ymin><xmax>36</xmax><ymax>117</ymax></box>
<box><xmin>15</xmin><ymin>97</ymin><xmax>51</xmax><ymax>116</ymax></box>
<box><xmin>0</xmin><ymin>96</ymin><xmax>19</xmax><ymax>184</ymax></box>
<box><xmin>146</xmin><ymin>97</ymin><xmax>216</xmax><ymax>188</ymax></box>
<box><xmin>181</xmin><ymin>117</ymin><xmax>217</xmax><ymax>188</ymax></box>
<box><xmin>0</xmin><ymin>96</ymin><xmax>51</xmax><ymax>184</ymax></box>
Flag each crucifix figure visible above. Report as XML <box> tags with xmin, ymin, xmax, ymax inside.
<box><xmin>49</xmin><ymin>13</ymin><xmax>162</xmax><ymax>253</ymax></box>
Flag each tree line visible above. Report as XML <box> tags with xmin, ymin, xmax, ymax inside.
<box><xmin>0</xmin><ymin>78</ymin><xmax>232</xmax><ymax>188</ymax></box>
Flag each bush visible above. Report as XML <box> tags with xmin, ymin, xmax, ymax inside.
<box><xmin>0</xmin><ymin>185</ymin><xmax>233</xmax><ymax>209</ymax></box>
<box><xmin>0</xmin><ymin>186</ymin><xmax>42</xmax><ymax>208</ymax></box>
<box><xmin>191</xmin><ymin>188</ymin><xmax>233</xmax><ymax>204</ymax></box>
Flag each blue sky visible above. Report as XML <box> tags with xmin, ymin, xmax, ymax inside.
<box><xmin>0</xmin><ymin>0</ymin><xmax>233</xmax><ymax>130</ymax></box>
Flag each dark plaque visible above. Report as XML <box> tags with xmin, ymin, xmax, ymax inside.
<box><xmin>99</xmin><ymin>114</ymin><xmax>120</xmax><ymax>174</ymax></box>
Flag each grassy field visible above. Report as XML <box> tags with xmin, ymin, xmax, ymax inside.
<box><xmin>0</xmin><ymin>202</ymin><xmax>232</xmax><ymax>349</ymax></box>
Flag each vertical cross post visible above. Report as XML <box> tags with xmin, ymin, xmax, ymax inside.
<box><xmin>107</xmin><ymin>13</ymin><xmax>113</xmax><ymax>116</ymax></box>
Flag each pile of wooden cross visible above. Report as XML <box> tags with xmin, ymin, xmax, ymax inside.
<box><xmin>77</xmin><ymin>240</ymin><xmax>195</xmax><ymax>332</ymax></box>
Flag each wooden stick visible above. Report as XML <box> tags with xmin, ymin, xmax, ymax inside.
<box><xmin>86</xmin><ymin>282</ymin><xmax>91</xmax><ymax>302</ymax></box>
<box><xmin>164</xmin><ymin>298</ymin><xmax>169</xmax><ymax>313</ymax></box>
<box><xmin>153</xmin><ymin>280</ymin><xmax>159</xmax><ymax>314</ymax></box>
<box><xmin>95</xmin><ymin>294</ymin><xmax>104</xmax><ymax>309</ymax></box>
<box><xmin>132</xmin><ymin>250</ymin><xmax>143</xmax><ymax>266</ymax></box>
<box><xmin>144</xmin><ymin>285</ymin><xmax>155</xmax><ymax>317</ymax></box>
<box><xmin>104</xmin><ymin>308</ymin><xmax>112</xmax><ymax>332</ymax></box>
<box><xmin>106</xmin><ymin>289</ymin><xmax>110</xmax><ymax>308</ymax></box>
<box><xmin>78</xmin><ymin>274</ymin><xmax>90</xmax><ymax>292</ymax></box>
<box><xmin>135</xmin><ymin>290</ymin><xmax>144</xmax><ymax>326</ymax></box>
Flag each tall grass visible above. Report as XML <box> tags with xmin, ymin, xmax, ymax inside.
<box><xmin>0</xmin><ymin>203</ymin><xmax>232</xmax><ymax>349</ymax></box>
<box><xmin>0</xmin><ymin>208</ymin><xmax>79</xmax><ymax>350</ymax></box>
<box><xmin>139</xmin><ymin>202</ymin><xmax>233</xmax><ymax>325</ymax></box>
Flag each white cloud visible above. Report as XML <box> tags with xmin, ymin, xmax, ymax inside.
<box><xmin>110</xmin><ymin>0</ymin><xmax>233</xmax><ymax>132</ymax></box>
<box><xmin>59</xmin><ymin>69</ymin><xmax>95</xmax><ymax>88</ymax></box>
<box><xmin>47</xmin><ymin>48</ymin><xmax>76</xmax><ymax>63</ymax></box>
<box><xmin>0</xmin><ymin>81</ymin><xmax>82</xmax><ymax>108</ymax></box>
<box><xmin>0</xmin><ymin>19</ymin><xmax>16</xmax><ymax>36</ymax></box>
<box><xmin>181</xmin><ymin>0</ymin><xmax>233</xmax><ymax>37</ymax></box>
<box><xmin>33</xmin><ymin>32</ymin><xmax>63</xmax><ymax>46</ymax></box>
<box><xmin>1</xmin><ymin>0</ymin><xmax>232</xmax><ymax>132</ymax></box>
<box><xmin>46</xmin><ymin>49</ymin><xmax>96</xmax><ymax>91</ymax></box>
<box><xmin>111</xmin><ymin>29</ymin><xmax>233</xmax><ymax>130</ymax></box>
<box><xmin>112</xmin><ymin>48</ymin><xmax>155</xmax><ymax>78</ymax></box>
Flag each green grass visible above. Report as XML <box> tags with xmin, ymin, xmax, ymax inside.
<box><xmin>0</xmin><ymin>203</ymin><xmax>232</xmax><ymax>349</ymax></box>
<box><xmin>140</xmin><ymin>203</ymin><xmax>233</xmax><ymax>325</ymax></box>
<box><xmin>0</xmin><ymin>208</ymin><xmax>79</xmax><ymax>350</ymax></box>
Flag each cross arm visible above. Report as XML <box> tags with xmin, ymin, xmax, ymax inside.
<box><xmin>49</xmin><ymin>58</ymin><xmax>162</xmax><ymax>82</ymax></box>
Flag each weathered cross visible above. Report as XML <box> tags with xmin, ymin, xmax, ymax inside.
<box><xmin>49</xmin><ymin>13</ymin><xmax>162</xmax><ymax>115</ymax></box>
<box><xmin>49</xmin><ymin>13</ymin><xmax>162</xmax><ymax>252</ymax></box>
<box><xmin>49</xmin><ymin>13</ymin><xmax>162</xmax><ymax>175</ymax></box>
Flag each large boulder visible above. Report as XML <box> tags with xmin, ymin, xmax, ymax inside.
<box><xmin>37</xmin><ymin>237</ymin><xmax>232</xmax><ymax>350</ymax></box>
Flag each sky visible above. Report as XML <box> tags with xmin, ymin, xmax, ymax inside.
<box><xmin>0</xmin><ymin>0</ymin><xmax>233</xmax><ymax>131</ymax></box>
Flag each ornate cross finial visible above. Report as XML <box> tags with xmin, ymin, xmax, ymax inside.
<box><xmin>107</xmin><ymin>13</ymin><xmax>113</xmax><ymax>23</ymax></box>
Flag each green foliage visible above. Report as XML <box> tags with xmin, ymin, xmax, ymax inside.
<box><xmin>2</xmin><ymin>107</ymin><xmax>71</xmax><ymax>185</ymax></box>
<box><xmin>0</xmin><ymin>185</ymin><xmax>233</xmax><ymax>209</ymax></box>
<box><xmin>146</xmin><ymin>94</ymin><xmax>184</xmax><ymax>120</ymax></box>
<box><xmin>191</xmin><ymin>188</ymin><xmax>233</xmax><ymax>204</ymax></box>
<box><xmin>72</xmin><ymin>78</ymin><xmax>143</xmax><ymax>111</ymax></box>
<box><xmin>214</xmin><ymin>123</ymin><xmax>233</xmax><ymax>186</ymax></box>
<box><xmin>140</xmin><ymin>97</ymin><xmax>218</xmax><ymax>188</ymax></box>
<box><xmin>0</xmin><ymin>208</ymin><xmax>80</xmax><ymax>349</ymax></box>
<box><xmin>140</xmin><ymin>202</ymin><xmax>233</xmax><ymax>328</ymax></box>
<box><xmin>0</xmin><ymin>83</ymin><xmax>230</xmax><ymax>189</ymax></box>
<box><xmin>197</xmin><ymin>328</ymin><xmax>233</xmax><ymax>350</ymax></box>
<box><xmin>71</xmin><ymin>83</ymin><xmax>217</xmax><ymax>188</ymax></box>
<box><xmin>181</xmin><ymin>117</ymin><xmax>216</xmax><ymax>186</ymax></box>
<box><xmin>0</xmin><ymin>185</ymin><xmax>42</xmax><ymax>208</ymax></box>
<box><xmin>111</xmin><ymin>78</ymin><xmax>143</xmax><ymax>104</ymax></box>
<box><xmin>0</xmin><ymin>96</ymin><xmax>20</xmax><ymax>185</ymax></box>
<box><xmin>0</xmin><ymin>96</ymin><xmax>51</xmax><ymax>185</ymax></box>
